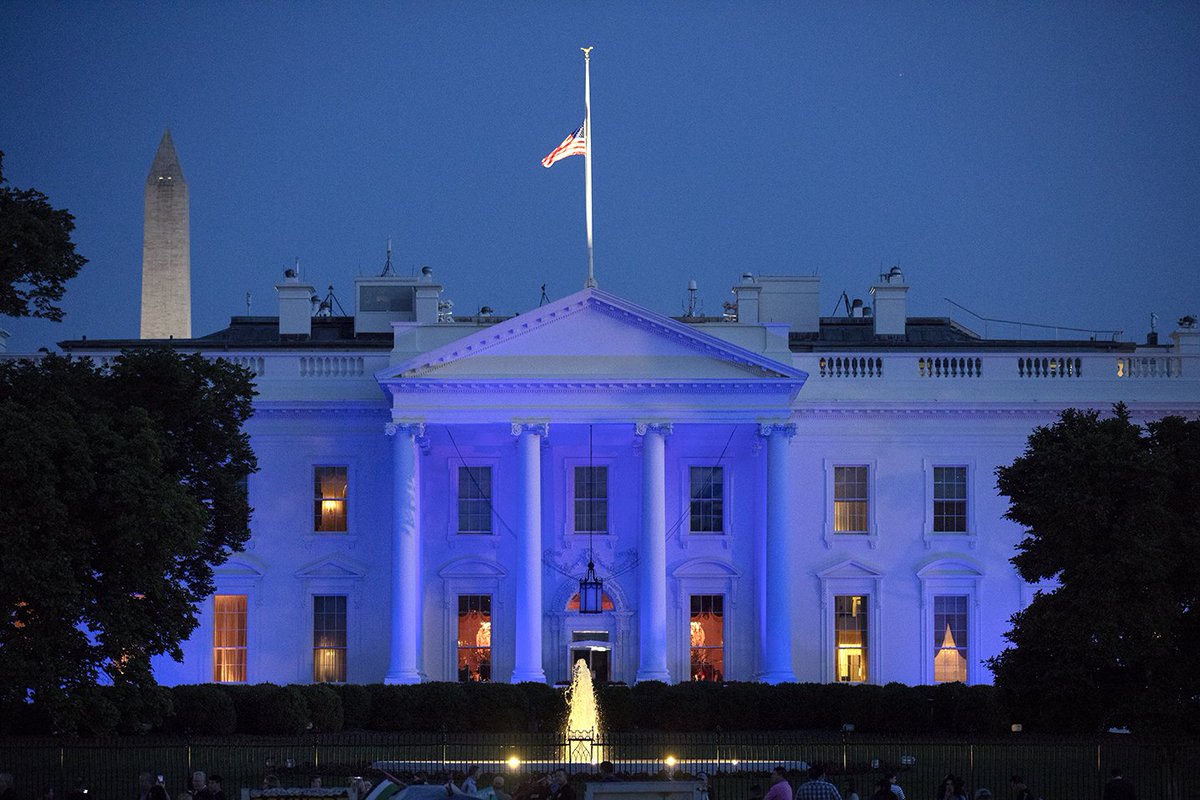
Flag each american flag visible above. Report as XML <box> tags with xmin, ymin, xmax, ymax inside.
<box><xmin>541</xmin><ymin>123</ymin><xmax>587</xmax><ymax>168</ymax></box>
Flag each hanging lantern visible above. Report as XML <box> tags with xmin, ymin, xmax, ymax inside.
<box><xmin>579</xmin><ymin>560</ymin><xmax>604</xmax><ymax>614</ymax></box>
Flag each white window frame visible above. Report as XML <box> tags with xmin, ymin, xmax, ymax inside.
<box><xmin>445</xmin><ymin>456</ymin><xmax>501</xmax><ymax>541</ymax></box>
<box><xmin>818</xmin><ymin>560</ymin><xmax>883</xmax><ymax>683</ymax></box>
<box><xmin>918</xmin><ymin>558</ymin><xmax>984</xmax><ymax>685</ymax></box>
<box><xmin>311</xmin><ymin>594</ymin><xmax>349</xmax><ymax>684</ymax></box>
<box><xmin>206</xmin><ymin>556</ymin><xmax>264</xmax><ymax>684</ymax></box>
<box><xmin>308</xmin><ymin>460</ymin><xmax>358</xmax><ymax>545</ymax></box>
<box><xmin>672</xmin><ymin>558</ymin><xmax>741</xmax><ymax>682</ymax></box>
<box><xmin>563</xmin><ymin>456</ymin><xmax>615</xmax><ymax>538</ymax></box>
<box><xmin>678</xmin><ymin>460</ymin><xmax>733</xmax><ymax>545</ymax></box>
<box><xmin>922</xmin><ymin>459</ymin><xmax>977</xmax><ymax>548</ymax></box>
<box><xmin>823</xmin><ymin>459</ymin><xmax>879</xmax><ymax>548</ymax></box>
<box><xmin>295</xmin><ymin>554</ymin><xmax>366</xmax><ymax>684</ymax></box>
<box><xmin>439</xmin><ymin>557</ymin><xmax>507</xmax><ymax>682</ymax></box>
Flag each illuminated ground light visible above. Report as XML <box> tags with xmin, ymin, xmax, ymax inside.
<box><xmin>665</xmin><ymin>756</ymin><xmax>677</xmax><ymax>768</ymax></box>
<box><xmin>506</xmin><ymin>756</ymin><xmax>521</xmax><ymax>770</ymax></box>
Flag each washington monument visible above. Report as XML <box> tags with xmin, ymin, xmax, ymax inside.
<box><xmin>140</xmin><ymin>129</ymin><xmax>191</xmax><ymax>339</ymax></box>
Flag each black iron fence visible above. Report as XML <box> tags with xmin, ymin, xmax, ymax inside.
<box><xmin>1</xmin><ymin>732</ymin><xmax>1196</xmax><ymax>800</ymax></box>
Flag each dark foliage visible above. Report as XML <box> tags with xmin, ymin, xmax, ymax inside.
<box><xmin>988</xmin><ymin>407</ymin><xmax>1200</xmax><ymax>734</ymax></box>
<box><xmin>0</xmin><ymin>351</ymin><xmax>257</xmax><ymax>733</ymax></box>
<box><xmin>0</xmin><ymin>151</ymin><xmax>88</xmax><ymax>320</ymax></box>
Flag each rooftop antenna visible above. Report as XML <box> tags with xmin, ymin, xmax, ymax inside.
<box><xmin>539</xmin><ymin>284</ymin><xmax>550</xmax><ymax>307</ymax></box>
<box><xmin>294</xmin><ymin>257</ymin><xmax>301</xmax><ymax>279</ymax></box>
<box><xmin>245</xmin><ymin>291</ymin><xmax>252</xmax><ymax>316</ymax></box>
<box><xmin>684</xmin><ymin>279</ymin><xmax>699</xmax><ymax>317</ymax></box>
<box><xmin>315</xmin><ymin>284</ymin><xmax>347</xmax><ymax>317</ymax></box>
<box><xmin>380</xmin><ymin>238</ymin><xmax>395</xmax><ymax>277</ymax></box>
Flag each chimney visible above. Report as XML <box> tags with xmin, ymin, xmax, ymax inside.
<box><xmin>870</xmin><ymin>266</ymin><xmax>908</xmax><ymax>338</ymax></box>
<box><xmin>276</xmin><ymin>268</ymin><xmax>316</xmax><ymax>338</ymax></box>
<box><xmin>1171</xmin><ymin>316</ymin><xmax>1199</xmax><ymax>354</ymax></box>
<box><xmin>732</xmin><ymin>272</ymin><xmax>761</xmax><ymax>323</ymax></box>
<box><xmin>757</xmin><ymin>275</ymin><xmax>820</xmax><ymax>333</ymax></box>
<box><xmin>414</xmin><ymin>266</ymin><xmax>440</xmax><ymax>323</ymax></box>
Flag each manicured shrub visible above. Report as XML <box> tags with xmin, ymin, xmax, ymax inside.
<box><xmin>413</xmin><ymin>682</ymin><xmax>469</xmax><ymax>731</ymax></box>
<box><xmin>711</xmin><ymin>682</ymin><xmax>762</xmax><ymax>731</ymax></box>
<box><xmin>256</xmin><ymin>684</ymin><xmax>309</xmax><ymax>735</ymax></box>
<box><xmin>169</xmin><ymin>684</ymin><xmax>236</xmax><ymax>735</ymax></box>
<box><xmin>655</xmin><ymin>682</ymin><xmax>714</xmax><ymax>731</ymax></box>
<box><xmin>334</xmin><ymin>683</ymin><xmax>372</xmax><ymax>730</ymax></box>
<box><xmin>109</xmin><ymin>683</ymin><xmax>174</xmax><ymax>735</ymax></box>
<box><xmin>369</xmin><ymin>684</ymin><xmax>419</xmax><ymax>731</ymax></box>
<box><xmin>877</xmin><ymin>682</ymin><xmax>932</xmax><ymax>735</ymax></box>
<box><xmin>630</xmin><ymin>680</ymin><xmax>669</xmax><ymax>729</ymax></box>
<box><xmin>596</xmin><ymin>684</ymin><xmax>636</xmax><ymax>731</ymax></box>
<box><xmin>462</xmin><ymin>682</ymin><xmax>529</xmax><ymax>732</ymax></box>
<box><xmin>298</xmin><ymin>683</ymin><xmax>344</xmax><ymax>732</ymax></box>
<box><xmin>517</xmin><ymin>681</ymin><xmax>565</xmax><ymax>733</ymax></box>
<box><xmin>762</xmin><ymin>683</ymin><xmax>811</xmax><ymax>730</ymax></box>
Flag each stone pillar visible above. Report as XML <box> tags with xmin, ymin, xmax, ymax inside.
<box><xmin>758</xmin><ymin>422</ymin><xmax>798</xmax><ymax>683</ymax></box>
<box><xmin>512</xmin><ymin>422</ymin><xmax>549</xmax><ymax>683</ymax></box>
<box><xmin>635</xmin><ymin>422</ymin><xmax>672</xmax><ymax>682</ymax></box>
<box><xmin>385</xmin><ymin>422</ymin><xmax>424</xmax><ymax>684</ymax></box>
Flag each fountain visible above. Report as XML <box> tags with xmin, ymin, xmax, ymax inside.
<box><xmin>564</xmin><ymin>658</ymin><xmax>604</xmax><ymax>764</ymax></box>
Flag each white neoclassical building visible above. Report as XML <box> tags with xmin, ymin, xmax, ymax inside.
<box><xmin>59</xmin><ymin>268</ymin><xmax>1200</xmax><ymax>687</ymax></box>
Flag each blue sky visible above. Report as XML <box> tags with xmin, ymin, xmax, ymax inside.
<box><xmin>2</xmin><ymin>2</ymin><xmax>1197</xmax><ymax>350</ymax></box>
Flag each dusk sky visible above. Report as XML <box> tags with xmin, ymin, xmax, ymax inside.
<box><xmin>2</xmin><ymin>3</ymin><xmax>1197</xmax><ymax>351</ymax></box>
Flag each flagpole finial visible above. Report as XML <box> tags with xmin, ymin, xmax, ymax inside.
<box><xmin>581</xmin><ymin>46</ymin><xmax>593</xmax><ymax>60</ymax></box>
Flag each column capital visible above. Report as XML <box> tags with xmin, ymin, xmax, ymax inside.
<box><xmin>758</xmin><ymin>422</ymin><xmax>797</xmax><ymax>439</ymax></box>
<box><xmin>634</xmin><ymin>421</ymin><xmax>673</xmax><ymax>437</ymax></box>
<box><xmin>385</xmin><ymin>421</ymin><xmax>426</xmax><ymax>438</ymax></box>
<box><xmin>511</xmin><ymin>421</ymin><xmax>550</xmax><ymax>438</ymax></box>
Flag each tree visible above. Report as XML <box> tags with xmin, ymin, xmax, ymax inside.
<box><xmin>987</xmin><ymin>405</ymin><xmax>1200</xmax><ymax>734</ymax></box>
<box><xmin>0</xmin><ymin>150</ymin><xmax>88</xmax><ymax>320</ymax></box>
<box><xmin>0</xmin><ymin>350</ymin><xmax>257</xmax><ymax>732</ymax></box>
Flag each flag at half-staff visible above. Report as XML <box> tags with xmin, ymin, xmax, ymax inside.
<box><xmin>540</xmin><ymin>46</ymin><xmax>597</xmax><ymax>288</ymax></box>
<box><xmin>542</xmin><ymin>123</ymin><xmax>586</xmax><ymax>168</ymax></box>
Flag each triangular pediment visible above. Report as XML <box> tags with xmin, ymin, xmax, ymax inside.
<box><xmin>380</xmin><ymin>288</ymin><xmax>806</xmax><ymax>386</ymax></box>
<box><xmin>438</xmin><ymin>557</ymin><xmax>507</xmax><ymax>579</ymax></box>
<box><xmin>294</xmin><ymin>555</ymin><xmax>367</xmax><ymax>580</ymax></box>
<box><xmin>817</xmin><ymin>559</ymin><xmax>884</xmax><ymax>580</ymax></box>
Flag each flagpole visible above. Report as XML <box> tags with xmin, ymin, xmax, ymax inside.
<box><xmin>582</xmin><ymin>46</ymin><xmax>596</xmax><ymax>289</ymax></box>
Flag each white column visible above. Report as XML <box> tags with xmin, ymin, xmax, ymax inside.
<box><xmin>759</xmin><ymin>422</ymin><xmax>798</xmax><ymax>683</ymax></box>
<box><xmin>511</xmin><ymin>422</ymin><xmax>549</xmax><ymax>683</ymax></box>
<box><xmin>385</xmin><ymin>422</ymin><xmax>424</xmax><ymax>684</ymax></box>
<box><xmin>635</xmin><ymin>422</ymin><xmax>672</xmax><ymax>682</ymax></box>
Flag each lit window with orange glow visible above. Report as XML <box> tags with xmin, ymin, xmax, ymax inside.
<box><xmin>933</xmin><ymin>595</ymin><xmax>968</xmax><ymax>683</ymax></box>
<box><xmin>213</xmin><ymin>594</ymin><xmax>247</xmax><ymax>682</ymax></box>
<box><xmin>689</xmin><ymin>594</ymin><xmax>724</xmax><ymax>681</ymax></box>
<box><xmin>835</xmin><ymin>595</ymin><xmax>868</xmax><ymax>682</ymax></box>
<box><xmin>313</xmin><ymin>595</ymin><xmax>347</xmax><ymax>682</ymax></box>
<box><xmin>314</xmin><ymin>466</ymin><xmax>348</xmax><ymax>532</ymax></box>
<box><xmin>457</xmin><ymin>595</ymin><xmax>492</xmax><ymax>682</ymax></box>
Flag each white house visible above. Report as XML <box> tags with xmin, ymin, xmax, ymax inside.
<box><xmin>58</xmin><ymin>267</ymin><xmax>1200</xmax><ymax>688</ymax></box>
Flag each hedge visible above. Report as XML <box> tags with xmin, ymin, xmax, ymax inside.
<box><xmin>4</xmin><ymin>681</ymin><xmax>1015</xmax><ymax>737</ymax></box>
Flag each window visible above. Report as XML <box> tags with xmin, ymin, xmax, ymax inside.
<box><xmin>834</xmin><ymin>595</ymin><xmax>868</xmax><ymax>682</ymax></box>
<box><xmin>457</xmin><ymin>595</ymin><xmax>492</xmax><ymax>682</ymax></box>
<box><xmin>933</xmin><ymin>466</ymin><xmax>968</xmax><ymax>533</ymax></box>
<box><xmin>689</xmin><ymin>595</ymin><xmax>725</xmax><ymax>682</ymax></box>
<box><xmin>457</xmin><ymin>466</ymin><xmax>493</xmax><ymax>534</ymax></box>
<box><xmin>689</xmin><ymin>466</ymin><xmax>724</xmax><ymax>533</ymax></box>
<box><xmin>213</xmin><ymin>594</ymin><xmax>247</xmax><ymax>682</ymax></box>
<box><xmin>314</xmin><ymin>466</ymin><xmax>347</xmax><ymax>532</ymax></box>
<box><xmin>834</xmin><ymin>466</ymin><xmax>869</xmax><ymax>533</ymax></box>
<box><xmin>313</xmin><ymin>595</ymin><xmax>347</xmax><ymax>682</ymax></box>
<box><xmin>933</xmin><ymin>595</ymin><xmax>968</xmax><ymax>683</ymax></box>
<box><xmin>574</xmin><ymin>466</ymin><xmax>608</xmax><ymax>533</ymax></box>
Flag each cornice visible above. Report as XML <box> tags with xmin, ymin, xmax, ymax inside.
<box><xmin>793</xmin><ymin>402</ymin><xmax>1200</xmax><ymax>418</ymax></box>
<box><xmin>386</xmin><ymin>379</ymin><xmax>805</xmax><ymax>394</ymax></box>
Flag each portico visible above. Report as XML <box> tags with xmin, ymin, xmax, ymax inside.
<box><xmin>376</xmin><ymin>288</ymin><xmax>806</xmax><ymax>684</ymax></box>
